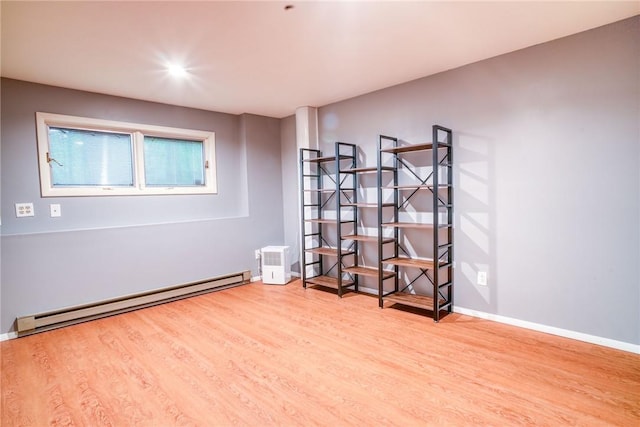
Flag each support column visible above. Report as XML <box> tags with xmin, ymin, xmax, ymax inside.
<box><xmin>295</xmin><ymin>107</ymin><xmax>318</xmax><ymax>282</ymax></box>
<box><xmin>295</xmin><ymin>106</ymin><xmax>318</xmax><ymax>150</ymax></box>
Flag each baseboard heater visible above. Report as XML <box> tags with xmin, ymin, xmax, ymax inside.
<box><xmin>16</xmin><ymin>270</ymin><xmax>251</xmax><ymax>337</ymax></box>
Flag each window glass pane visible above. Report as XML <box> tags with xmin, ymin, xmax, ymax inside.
<box><xmin>143</xmin><ymin>136</ymin><xmax>205</xmax><ymax>186</ymax></box>
<box><xmin>48</xmin><ymin>127</ymin><xmax>134</xmax><ymax>187</ymax></box>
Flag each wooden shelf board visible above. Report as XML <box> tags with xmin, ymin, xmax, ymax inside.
<box><xmin>342</xmin><ymin>234</ymin><xmax>374</xmax><ymax>242</ymax></box>
<box><xmin>343</xmin><ymin>266</ymin><xmax>394</xmax><ymax>279</ymax></box>
<box><xmin>342</xmin><ymin>203</ymin><xmax>393</xmax><ymax>208</ymax></box>
<box><xmin>305</xmin><ymin>275</ymin><xmax>354</xmax><ymax>289</ymax></box>
<box><xmin>305</xmin><ymin>247</ymin><xmax>338</xmax><ymax>256</ymax></box>
<box><xmin>382</xmin><ymin>257</ymin><xmax>439</xmax><ymax>269</ymax></box>
<box><xmin>383</xmin><ymin>292</ymin><xmax>444</xmax><ymax>310</ymax></box>
<box><xmin>343</xmin><ymin>166</ymin><xmax>376</xmax><ymax>173</ymax></box>
<box><xmin>306</xmin><ymin>247</ymin><xmax>355</xmax><ymax>257</ymax></box>
<box><xmin>341</xmin><ymin>234</ymin><xmax>395</xmax><ymax>244</ymax></box>
<box><xmin>303</xmin><ymin>154</ymin><xmax>352</xmax><ymax>163</ymax></box>
<box><xmin>381</xmin><ymin>143</ymin><xmax>434</xmax><ymax>153</ymax></box>
<box><xmin>381</xmin><ymin>222</ymin><xmax>434</xmax><ymax>229</ymax></box>
<box><xmin>342</xmin><ymin>166</ymin><xmax>395</xmax><ymax>173</ymax></box>
<box><xmin>341</xmin><ymin>234</ymin><xmax>393</xmax><ymax>243</ymax></box>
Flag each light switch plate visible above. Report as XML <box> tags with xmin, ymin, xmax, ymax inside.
<box><xmin>50</xmin><ymin>204</ymin><xmax>61</xmax><ymax>217</ymax></box>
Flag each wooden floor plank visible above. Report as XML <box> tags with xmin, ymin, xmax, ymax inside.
<box><xmin>2</xmin><ymin>280</ymin><xmax>639</xmax><ymax>426</ymax></box>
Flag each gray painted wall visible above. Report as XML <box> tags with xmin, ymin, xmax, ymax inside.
<box><xmin>1</xmin><ymin>80</ymin><xmax>284</xmax><ymax>333</ymax></box>
<box><xmin>1</xmin><ymin>79</ymin><xmax>248</xmax><ymax>235</ymax></box>
<box><xmin>301</xmin><ymin>17</ymin><xmax>637</xmax><ymax>344</ymax></box>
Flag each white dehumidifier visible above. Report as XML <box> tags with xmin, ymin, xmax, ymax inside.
<box><xmin>261</xmin><ymin>246</ymin><xmax>292</xmax><ymax>285</ymax></box>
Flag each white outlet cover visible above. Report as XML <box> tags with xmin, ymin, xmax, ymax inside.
<box><xmin>15</xmin><ymin>203</ymin><xmax>34</xmax><ymax>217</ymax></box>
<box><xmin>477</xmin><ymin>271</ymin><xmax>488</xmax><ymax>286</ymax></box>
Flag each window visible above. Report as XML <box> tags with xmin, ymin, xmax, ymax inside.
<box><xmin>48</xmin><ymin>127</ymin><xmax>135</xmax><ymax>188</ymax></box>
<box><xmin>36</xmin><ymin>112</ymin><xmax>216</xmax><ymax>196</ymax></box>
<box><xmin>143</xmin><ymin>136</ymin><xmax>205</xmax><ymax>187</ymax></box>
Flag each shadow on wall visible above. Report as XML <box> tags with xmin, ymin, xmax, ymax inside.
<box><xmin>455</xmin><ymin>131</ymin><xmax>497</xmax><ymax>313</ymax></box>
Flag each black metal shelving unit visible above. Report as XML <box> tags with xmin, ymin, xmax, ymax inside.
<box><xmin>340</xmin><ymin>154</ymin><xmax>396</xmax><ymax>288</ymax></box>
<box><xmin>377</xmin><ymin>125</ymin><xmax>454</xmax><ymax>321</ymax></box>
<box><xmin>299</xmin><ymin>144</ymin><xmax>357</xmax><ymax>297</ymax></box>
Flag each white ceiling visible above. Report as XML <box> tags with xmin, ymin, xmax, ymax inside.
<box><xmin>2</xmin><ymin>1</ymin><xmax>638</xmax><ymax>118</ymax></box>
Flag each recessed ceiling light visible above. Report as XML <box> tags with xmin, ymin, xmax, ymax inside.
<box><xmin>167</xmin><ymin>63</ymin><xmax>188</xmax><ymax>78</ymax></box>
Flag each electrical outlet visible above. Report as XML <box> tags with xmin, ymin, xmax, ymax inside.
<box><xmin>477</xmin><ymin>271</ymin><xmax>488</xmax><ymax>286</ymax></box>
<box><xmin>15</xmin><ymin>203</ymin><xmax>34</xmax><ymax>217</ymax></box>
<box><xmin>50</xmin><ymin>204</ymin><xmax>62</xmax><ymax>217</ymax></box>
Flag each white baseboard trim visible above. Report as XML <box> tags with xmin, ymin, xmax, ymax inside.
<box><xmin>0</xmin><ymin>332</ymin><xmax>18</xmax><ymax>342</ymax></box>
<box><xmin>358</xmin><ymin>287</ymin><xmax>638</xmax><ymax>354</ymax></box>
<box><xmin>454</xmin><ymin>306</ymin><xmax>640</xmax><ymax>354</ymax></box>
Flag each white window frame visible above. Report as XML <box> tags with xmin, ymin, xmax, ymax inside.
<box><xmin>36</xmin><ymin>112</ymin><xmax>217</xmax><ymax>197</ymax></box>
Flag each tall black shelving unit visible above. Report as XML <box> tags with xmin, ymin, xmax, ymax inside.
<box><xmin>299</xmin><ymin>144</ymin><xmax>357</xmax><ymax>297</ymax></box>
<box><xmin>377</xmin><ymin>125</ymin><xmax>454</xmax><ymax>321</ymax></box>
<box><xmin>340</xmin><ymin>157</ymin><xmax>395</xmax><ymax>286</ymax></box>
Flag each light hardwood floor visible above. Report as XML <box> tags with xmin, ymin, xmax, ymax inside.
<box><xmin>2</xmin><ymin>281</ymin><xmax>639</xmax><ymax>426</ymax></box>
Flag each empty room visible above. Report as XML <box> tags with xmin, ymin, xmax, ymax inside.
<box><xmin>1</xmin><ymin>1</ymin><xmax>639</xmax><ymax>425</ymax></box>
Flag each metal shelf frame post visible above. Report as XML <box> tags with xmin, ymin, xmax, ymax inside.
<box><xmin>335</xmin><ymin>142</ymin><xmax>357</xmax><ymax>296</ymax></box>
<box><xmin>432</xmin><ymin>125</ymin><xmax>454</xmax><ymax>321</ymax></box>
<box><xmin>377</xmin><ymin>135</ymin><xmax>400</xmax><ymax>308</ymax></box>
